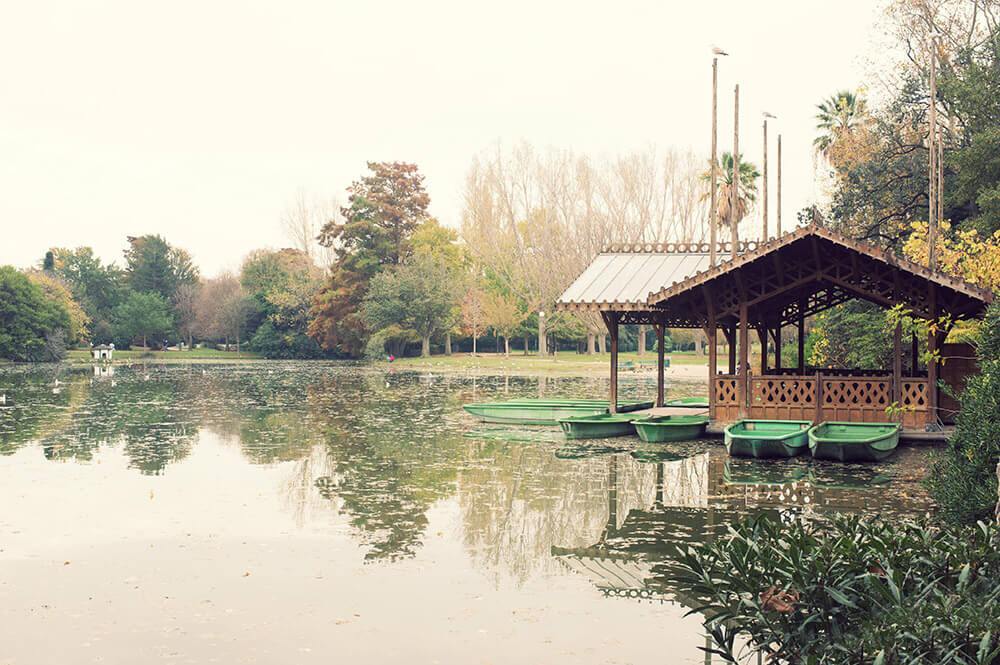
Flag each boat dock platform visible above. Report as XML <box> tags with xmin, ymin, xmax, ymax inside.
<box><xmin>626</xmin><ymin>405</ymin><xmax>952</xmax><ymax>445</ymax></box>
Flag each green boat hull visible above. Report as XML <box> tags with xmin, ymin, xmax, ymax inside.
<box><xmin>558</xmin><ymin>414</ymin><xmax>638</xmax><ymax>439</ymax></box>
<box><xmin>463</xmin><ymin>399</ymin><xmax>652</xmax><ymax>425</ymax></box>
<box><xmin>808</xmin><ymin>422</ymin><xmax>900</xmax><ymax>462</ymax></box>
<box><xmin>633</xmin><ymin>415</ymin><xmax>708</xmax><ymax>442</ymax></box>
<box><xmin>663</xmin><ymin>397</ymin><xmax>709</xmax><ymax>408</ymax></box>
<box><xmin>724</xmin><ymin>420</ymin><xmax>811</xmax><ymax>459</ymax></box>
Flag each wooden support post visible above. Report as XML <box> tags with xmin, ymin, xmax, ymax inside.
<box><xmin>892</xmin><ymin>322</ymin><xmax>902</xmax><ymax>415</ymax></box>
<box><xmin>815</xmin><ymin>372</ymin><xmax>823</xmax><ymax>424</ymax></box>
<box><xmin>738</xmin><ymin>303</ymin><xmax>749</xmax><ymax>417</ymax></box>
<box><xmin>707</xmin><ymin>320</ymin><xmax>718</xmax><ymax>420</ymax></box>
<box><xmin>757</xmin><ymin>327</ymin><xmax>768</xmax><ymax>375</ymax></box>
<box><xmin>911</xmin><ymin>333</ymin><xmax>919</xmax><ymax>377</ymax></box>
<box><xmin>797</xmin><ymin>307</ymin><xmax>806</xmax><ymax>373</ymax></box>
<box><xmin>604</xmin><ymin>313</ymin><xmax>619</xmax><ymax>414</ymax></box>
<box><xmin>727</xmin><ymin>327</ymin><xmax>736</xmax><ymax>374</ymax></box>
<box><xmin>656</xmin><ymin>324</ymin><xmax>665</xmax><ymax>408</ymax></box>
<box><xmin>774</xmin><ymin>327</ymin><xmax>782</xmax><ymax>369</ymax></box>
<box><xmin>928</xmin><ymin>287</ymin><xmax>938</xmax><ymax>427</ymax></box>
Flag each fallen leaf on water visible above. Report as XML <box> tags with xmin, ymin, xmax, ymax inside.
<box><xmin>63</xmin><ymin>561</ymin><xmax>70</xmax><ymax>566</ymax></box>
<box><xmin>149</xmin><ymin>490</ymin><xmax>154</xmax><ymax>499</ymax></box>
<box><xmin>243</xmin><ymin>572</ymin><xmax>250</xmax><ymax>577</ymax></box>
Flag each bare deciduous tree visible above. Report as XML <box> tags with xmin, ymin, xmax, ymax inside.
<box><xmin>462</xmin><ymin>142</ymin><xmax>709</xmax><ymax>354</ymax></box>
<box><xmin>281</xmin><ymin>191</ymin><xmax>341</xmax><ymax>269</ymax></box>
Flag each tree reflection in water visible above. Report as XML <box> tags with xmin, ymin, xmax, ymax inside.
<box><xmin>0</xmin><ymin>362</ymin><xmax>933</xmax><ymax>582</ymax></box>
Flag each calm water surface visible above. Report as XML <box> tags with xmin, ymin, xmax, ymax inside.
<box><xmin>0</xmin><ymin>362</ymin><xmax>933</xmax><ymax>664</ymax></box>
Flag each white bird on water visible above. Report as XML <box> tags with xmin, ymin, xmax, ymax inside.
<box><xmin>0</xmin><ymin>393</ymin><xmax>6</xmax><ymax>405</ymax></box>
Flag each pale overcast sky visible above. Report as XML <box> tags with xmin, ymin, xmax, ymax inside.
<box><xmin>1</xmin><ymin>0</ymin><xmax>882</xmax><ymax>276</ymax></box>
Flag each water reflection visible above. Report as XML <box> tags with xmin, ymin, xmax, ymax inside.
<box><xmin>0</xmin><ymin>362</ymin><xmax>936</xmax><ymax>663</ymax></box>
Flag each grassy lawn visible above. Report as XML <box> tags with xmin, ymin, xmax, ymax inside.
<box><xmin>65</xmin><ymin>348</ymin><xmax>263</xmax><ymax>362</ymax></box>
<box><xmin>387</xmin><ymin>350</ymin><xmax>708</xmax><ymax>374</ymax></box>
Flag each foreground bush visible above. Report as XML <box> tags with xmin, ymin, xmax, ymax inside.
<box><xmin>926</xmin><ymin>301</ymin><xmax>1000</xmax><ymax>526</ymax></box>
<box><xmin>669</xmin><ymin>515</ymin><xmax>1000</xmax><ymax>665</ymax></box>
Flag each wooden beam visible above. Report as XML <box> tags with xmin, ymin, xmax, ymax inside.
<box><xmin>716</xmin><ymin>273</ymin><xmax>821</xmax><ymax>319</ymax></box>
<box><xmin>726</xmin><ymin>327</ymin><xmax>737</xmax><ymax>374</ymax></box>
<box><xmin>797</xmin><ymin>297</ymin><xmax>806</xmax><ymax>372</ymax></box>
<box><xmin>707</xmin><ymin>318</ymin><xmax>717</xmax><ymax>419</ymax></box>
<box><xmin>738</xmin><ymin>303</ymin><xmax>749</xmax><ymax>418</ymax></box>
<box><xmin>774</xmin><ymin>326</ymin><xmax>782</xmax><ymax>369</ymax></box>
<box><xmin>656</xmin><ymin>323</ymin><xmax>665</xmax><ymax>408</ymax></box>
<box><xmin>601</xmin><ymin>312</ymin><xmax>620</xmax><ymax>413</ymax></box>
<box><xmin>756</xmin><ymin>327</ymin><xmax>768</xmax><ymax>375</ymax></box>
<box><xmin>928</xmin><ymin>285</ymin><xmax>938</xmax><ymax>426</ymax></box>
<box><xmin>893</xmin><ymin>322</ymin><xmax>902</xmax><ymax>412</ymax></box>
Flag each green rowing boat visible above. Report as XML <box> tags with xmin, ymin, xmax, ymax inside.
<box><xmin>558</xmin><ymin>413</ymin><xmax>638</xmax><ymax>439</ymax></box>
<box><xmin>632</xmin><ymin>415</ymin><xmax>708</xmax><ymax>442</ymax></box>
<box><xmin>462</xmin><ymin>399</ymin><xmax>652</xmax><ymax>425</ymax></box>
<box><xmin>663</xmin><ymin>397</ymin><xmax>709</xmax><ymax>408</ymax></box>
<box><xmin>808</xmin><ymin>422</ymin><xmax>901</xmax><ymax>462</ymax></box>
<box><xmin>724</xmin><ymin>420</ymin><xmax>812</xmax><ymax>458</ymax></box>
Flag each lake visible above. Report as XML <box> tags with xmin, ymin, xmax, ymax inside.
<box><xmin>0</xmin><ymin>362</ymin><xmax>933</xmax><ymax>664</ymax></box>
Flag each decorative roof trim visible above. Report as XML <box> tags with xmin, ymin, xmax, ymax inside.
<box><xmin>645</xmin><ymin>224</ymin><xmax>995</xmax><ymax>306</ymax></box>
<box><xmin>599</xmin><ymin>240</ymin><xmax>761</xmax><ymax>254</ymax></box>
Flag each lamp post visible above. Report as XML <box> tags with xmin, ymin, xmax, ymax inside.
<box><xmin>731</xmin><ymin>83</ymin><xmax>740</xmax><ymax>253</ymax></box>
<box><xmin>710</xmin><ymin>47</ymin><xmax>728</xmax><ymax>266</ymax></box>
<box><xmin>762</xmin><ymin>112</ymin><xmax>776</xmax><ymax>241</ymax></box>
<box><xmin>928</xmin><ymin>34</ymin><xmax>939</xmax><ymax>269</ymax></box>
<box><xmin>777</xmin><ymin>133</ymin><xmax>782</xmax><ymax>235</ymax></box>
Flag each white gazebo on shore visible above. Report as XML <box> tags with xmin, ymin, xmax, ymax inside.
<box><xmin>91</xmin><ymin>343</ymin><xmax>115</xmax><ymax>361</ymax></box>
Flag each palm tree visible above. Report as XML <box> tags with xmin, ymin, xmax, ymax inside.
<box><xmin>701</xmin><ymin>152</ymin><xmax>761</xmax><ymax>247</ymax></box>
<box><xmin>814</xmin><ymin>90</ymin><xmax>867</xmax><ymax>156</ymax></box>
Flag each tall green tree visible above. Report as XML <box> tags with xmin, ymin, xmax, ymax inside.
<box><xmin>814</xmin><ymin>90</ymin><xmax>868</xmax><ymax>156</ymax></box>
<box><xmin>114</xmin><ymin>291</ymin><xmax>173</xmax><ymax>349</ymax></box>
<box><xmin>310</xmin><ymin>162</ymin><xmax>431</xmax><ymax>356</ymax></box>
<box><xmin>0</xmin><ymin>266</ymin><xmax>72</xmax><ymax>361</ymax></box>
<box><xmin>123</xmin><ymin>235</ymin><xmax>199</xmax><ymax>301</ymax></box>
<box><xmin>361</xmin><ymin>253</ymin><xmax>459</xmax><ymax>357</ymax></box>
<box><xmin>50</xmin><ymin>247</ymin><xmax>126</xmax><ymax>335</ymax></box>
<box><xmin>241</xmin><ymin>248</ymin><xmax>325</xmax><ymax>358</ymax></box>
<box><xmin>700</xmin><ymin>152</ymin><xmax>760</xmax><ymax>245</ymax></box>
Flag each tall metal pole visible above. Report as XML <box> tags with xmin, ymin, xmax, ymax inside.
<box><xmin>928</xmin><ymin>36</ymin><xmax>938</xmax><ymax>269</ymax></box>
<box><xmin>777</xmin><ymin>135</ymin><xmax>782</xmax><ymax>235</ymax></box>
<box><xmin>762</xmin><ymin>118</ymin><xmax>768</xmax><ymax>241</ymax></box>
<box><xmin>938</xmin><ymin>115</ymin><xmax>944</xmax><ymax>244</ymax></box>
<box><xmin>731</xmin><ymin>84</ymin><xmax>740</xmax><ymax>253</ymax></box>
<box><xmin>710</xmin><ymin>58</ymin><xmax>718</xmax><ymax>267</ymax></box>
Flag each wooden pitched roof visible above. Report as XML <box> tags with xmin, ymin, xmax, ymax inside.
<box><xmin>645</xmin><ymin>224</ymin><xmax>993</xmax><ymax>328</ymax></box>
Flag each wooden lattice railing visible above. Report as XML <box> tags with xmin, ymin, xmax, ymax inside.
<box><xmin>821</xmin><ymin>378</ymin><xmax>891</xmax><ymax>423</ymax></box>
<box><xmin>713</xmin><ymin>375</ymin><xmax>740</xmax><ymax>422</ymax></box>
<box><xmin>712</xmin><ymin>373</ymin><xmax>931</xmax><ymax>428</ymax></box>
<box><xmin>899</xmin><ymin>379</ymin><xmax>930</xmax><ymax>428</ymax></box>
<box><xmin>749</xmin><ymin>376</ymin><xmax>818</xmax><ymax>421</ymax></box>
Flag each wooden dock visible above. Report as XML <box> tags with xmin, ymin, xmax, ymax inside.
<box><xmin>629</xmin><ymin>406</ymin><xmax>951</xmax><ymax>445</ymax></box>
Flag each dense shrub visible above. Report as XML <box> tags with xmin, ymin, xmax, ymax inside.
<box><xmin>0</xmin><ymin>266</ymin><xmax>71</xmax><ymax>361</ymax></box>
<box><xmin>669</xmin><ymin>515</ymin><xmax>1000</xmax><ymax>665</ymax></box>
<box><xmin>926</xmin><ymin>301</ymin><xmax>1000</xmax><ymax>525</ymax></box>
<box><xmin>250</xmin><ymin>321</ymin><xmax>327</xmax><ymax>359</ymax></box>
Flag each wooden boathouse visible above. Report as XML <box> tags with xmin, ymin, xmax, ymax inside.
<box><xmin>555</xmin><ymin>224</ymin><xmax>993</xmax><ymax>433</ymax></box>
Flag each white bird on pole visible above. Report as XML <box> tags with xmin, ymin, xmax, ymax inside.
<box><xmin>763</xmin><ymin>112</ymin><xmax>777</xmax><ymax>119</ymax></box>
<box><xmin>712</xmin><ymin>46</ymin><xmax>729</xmax><ymax>56</ymax></box>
